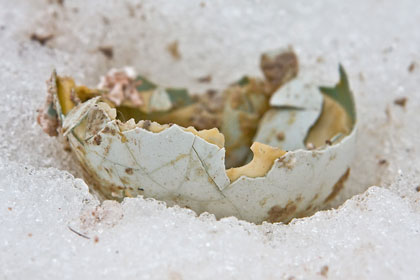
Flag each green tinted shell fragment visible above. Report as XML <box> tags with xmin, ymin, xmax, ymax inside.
<box><xmin>47</xmin><ymin>103</ymin><xmax>58</xmax><ymax>117</ymax></box>
<box><xmin>115</xmin><ymin>106</ymin><xmax>159</xmax><ymax>123</ymax></box>
<box><xmin>136</xmin><ymin>75</ymin><xmax>157</xmax><ymax>91</ymax></box>
<box><xmin>165</xmin><ymin>88</ymin><xmax>193</xmax><ymax>108</ymax></box>
<box><xmin>319</xmin><ymin>65</ymin><xmax>356</xmax><ymax>124</ymax></box>
<box><xmin>237</xmin><ymin>76</ymin><xmax>250</xmax><ymax>86</ymax></box>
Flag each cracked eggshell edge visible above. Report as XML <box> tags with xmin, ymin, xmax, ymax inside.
<box><xmin>224</xmin><ymin>126</ymin><xmax>357</xmax><ymax>223</ymax></box>
<box><xmin>65</xmin><ymin>101</ymin><xmax>242</xmax><ymax>219</ymax></box>
<box><xmin>56</xmin><ymin>65</ymin><xmax>357</xmax><ymax>223</ymax></box>
<box><xmin>64</xmin><ymin>96</ymin><xmax>357</xmax><ymax>223</ymax></box>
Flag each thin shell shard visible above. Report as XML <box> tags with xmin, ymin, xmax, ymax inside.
<box><xmin>269</xmin><ymin>72</ymin><xmax>323</xmax><ymax>110</ymax></box>
<box><xmin>38</xmin><ymin>49</ymin><xmax>357</xmax><ymax>224</ymax></box>
<box><xmin>253</xmin><ymin>108</ymin><xmax>322</xmax><ymax>151</ymax></box>
<box><xmin>224</xmin><ymin>127</ymin><xmax>356</xmax><ymax>223</ymax></box>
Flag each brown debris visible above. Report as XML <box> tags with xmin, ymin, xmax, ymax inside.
<box><xmin>191</xmin><ymin>105</ymin><xmax>222</xmax><ymax>130</ymax></box>
<box><xmin>93</xmin><ymin>135</ymin><xmax>102</xmax><ymax>145</ymax></box>
<box><xmin>197</xmin><ymin>75</ymin><xmax>212</xmax><ymax>83</ymax></box>
<box><xmin>102</xmin><ymin>16</ymin><xmax>110</xmax><ymax>25</ymax></box>
<box><xmin>7</xmin><ymin>207</ymin><xmax>12</xmax><ymax>211</ymax></box>
<box><xmin>167</xmin><ymin>40</ymin><xmax>181</xmax><ymax>60</ymax></box>
<box><xmin>98</xmin><ymin>46</ymin><xmax>114</xmax><ymax>59</ymax></box>
<box><xmin>320</xmin><ymin>265</ymin><xmax>329</xmax><ymax>277</ymax></box>
<box><xmin>94</xmin><ymin>236</ymin><xmax>99</xmax><ymax>243</ymax></box>
<box><xmin>260</xmin><ymin>48</ymin><xmax>298</xmax><ymax>90</ymax></box>
<box><xmin>408</xmin><ymin>62</ymin><xmax>416</xmax><ymax>73</ymax></box>
<box><xmin>141</xmin><ymin>120</ymin><xmax>152</xmax><ymax>130</ymax></box>
<box><xmin>48</xmin><ymin>0</ymin><xmax>64</xmax><ymax>5</ymax></box>
<box><xmin>68</xmin><ymin>226</ymin><xmax>90</xmax><ymax>239</ymax></box>
<box><xmin>378</xmin><ymin>159</ymin><xmax>388</xmax><ymax>165</ymax></box>
<box><xmin>277</xmin><ymin>155</ymin><xmax>295</xmax><ymax>170</ymax></box>
<box><xmin>324</xmin><ymin>168</ymin><xmax>351</xmax><ymax>203</ymax></box>
<box><xmin>394</xmin><ymin>97</ymin><xmax>407</xmax><ymax>107</ymax></box>
<box><xmin>415</xmin><ymin>185</ymin><xmax>420</xmax><ymax>192</ymax></box>
<box><xmin>127</xmin><ymin>3</ymin><xmax>136</xmax><ymax>17</ymax></box>
<box><xmin>190</xmin><ymin>92</ymin><xmax>224</xmax><ymax>130</ymax></box>
<box><xmin>30</xmin><ymin>33</ymin><xmax>54</xmax><ymax>45</ymax></box>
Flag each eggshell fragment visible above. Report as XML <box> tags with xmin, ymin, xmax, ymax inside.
<box><xmin>224</xmin><ymin>127</ymin><xmax>356</xmax><ymax>223</ymax></box>
<box><xmin>40</xmin><ymin>56</ymin><xmax>357</xmax><ymax>224</ymax></box>
<box><xmin>253</xmin><ymin>108</ymin><xmax>321</xmax><ymax>151</ymax></box>
<box><xmin>269</xmin><ymin>73</ymin><xmax>323</xmax><ymax>110</ymax></box>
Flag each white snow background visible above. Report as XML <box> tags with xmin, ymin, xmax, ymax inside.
<box><xmin>1</xmin><ymin>0</ymin><xmax>420</xmax><ymax>279</ymax></box>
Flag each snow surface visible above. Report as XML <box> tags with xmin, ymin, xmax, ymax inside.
<box><xmin>1</xmin><ymin>0</ymin><xmax>420</xmax><ymax>279</ymax></box>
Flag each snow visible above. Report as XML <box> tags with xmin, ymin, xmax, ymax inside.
<box><xmin>1</xmin><ymin>0</ymin><xmax>420</xmax><ymax>279</ymax></box>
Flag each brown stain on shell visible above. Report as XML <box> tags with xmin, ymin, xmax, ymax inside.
<box><xmin>267</xmin><ymin>200</ymin><xmax>297</xmax><ymax>223</ymax></box>
<box><xmin>266</xmin><ymin>192</ymin><xmax>324</xmax><ymax>223</ymax></box>
<box><xmin>277</xmin><ymin>155</ymin><xmax>295</xmax><ymax>170</ymax></box>
<box><xmin>93</xmin><ymin>134</ymin><xmax>102</xmax><ymax>145</ymax></box>
<box><xmin>125</xmin><ymin>168</ymin><xmax>133</xmax><ymax>175</ymax></box>
<box><xmin>276</xmin><ymin>131</ymin><xmax>285</xmax><ymax>141</ymax></box>
<box><xmin>102</xmin><ymin>126</ymin><xmax>117</xmax><ymax>136</ymax></box>
<box><xmin>104</xmin><ymin>167</ymin><xmax>113</xmax><ymax>178</ymax></box>
<box><xmin>287</xmin><ymin>111</ymin><xmax>296</xmax><ymax>125</ymax></box>
<box><xmin>311</xmin><ymin>193</ymin><xmax>319</xmax><ymax>202</ymax></box>
<box><xmin>118</xmin><ymin>132</ymin><xmax>128</xmax><ymax>143</ymax></box>
<box><xmin>324</xmin><ymin>168</ymin><xmax>351</xmax><ymax>203</ymax></box>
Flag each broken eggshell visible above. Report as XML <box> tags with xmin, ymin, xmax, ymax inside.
<box><xmin>40</xmin><ymin>59</ymin><xmax>356</xmax><ymax>224</ymax></box>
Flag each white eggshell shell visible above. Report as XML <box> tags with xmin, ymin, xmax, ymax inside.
<box><xmin>61</xmin><ymin>74</ymin><xmax>356</xmax><ymax>224</ymax></box>
<box><xmin>224</xmin><ymin>127</ymin><xmax>356</xmax><ymax>223</ymax></box>
<box><xmin>253</xmin><ymin>108</ymin><xmax>322</xmax><ymax>151</ymax></box>
<box><xmin>270</xmin><ymin>74</ymin><xmax>323</xmax><ymax>110</ymax></box>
